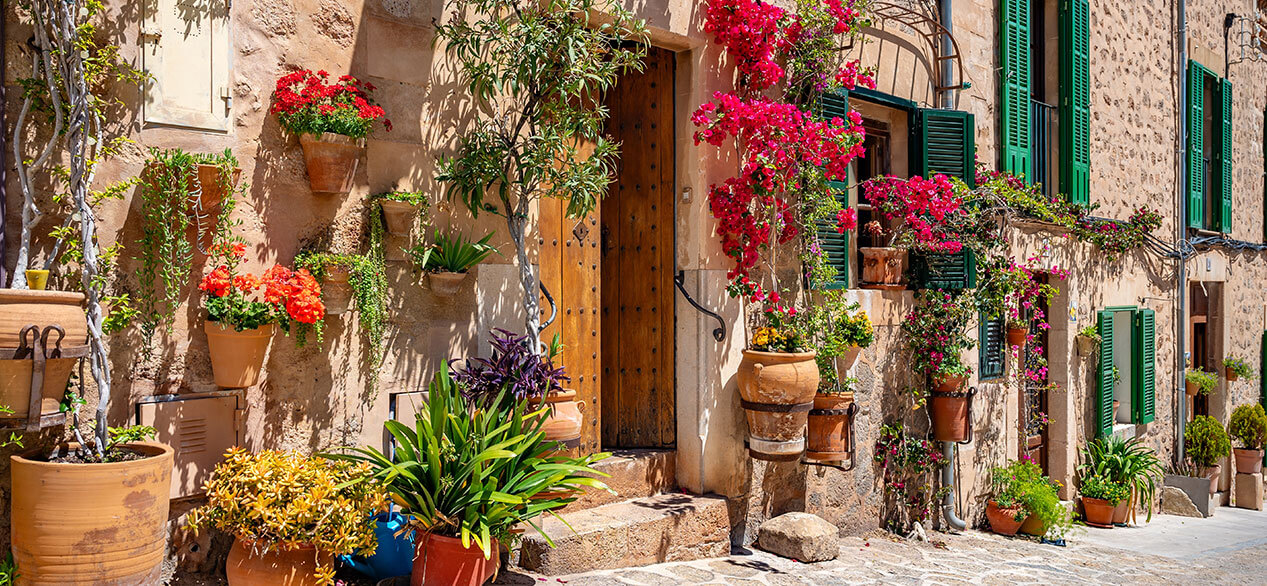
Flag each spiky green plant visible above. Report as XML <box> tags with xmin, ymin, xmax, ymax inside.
<box><xmin>1079</xmin><ymin>435</ymin><xmax>1164</xmax><ymax>522</ymax></box>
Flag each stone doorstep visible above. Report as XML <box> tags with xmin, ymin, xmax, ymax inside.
<box><xmin>569</xmin><ymin>449</ymin><xmax>677</xmax><ymax>512</ymax></box>
<box><xmin>517</xmin><ymin>492</ymin><xmax>731</xmax><ymax>575</ymax></box>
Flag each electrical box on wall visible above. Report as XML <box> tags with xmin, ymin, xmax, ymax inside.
<box><xmin>387</xmin><ymin>391</ymin><xmax>428</xmax><ymax>454</ymax></box>
<box><xmin>136</xmin><ymin>391</ymin><xmax>244</xmax><ymax>500</ymax></box>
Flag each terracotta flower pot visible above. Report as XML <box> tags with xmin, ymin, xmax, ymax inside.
<box><xmin>0</xmin><ymin>289</ymin><xmax>87</xmax><ymax>347</ymax></box>
<box><xmin>1185</xmin><ymin>380</ymin><xmax>1199</xmax><ymax>396</ymax></box>
<box><xmin>380</xmin><ymin>199</ymin><xmax>422</xmax><ymax>235</ymax></box>
<box><xmin>299</xmin><ymin>132</ymin><xmax>365</xmax><ymax>196</ymax></box>
<box><xmin>0</xmin><ymin>356</ymin><xmax>75</xmax><ymax>421</ymax></box>
<box><xmin>193</xmin><ymin>163</ymin><xmax>242</xmax><ymax>218</ymax></box>
<box><xmin>227</xmin><ymin>538</ymin><xmax>332</xmax><ymax>586</ymax></box>
<box><xmin>205</xmin><ymin>321</ymin><xmax>276</xmax><ymax>388</ymax></box>
<box><xmin>986</xmin><ymin>501</ymin><xmax>1028</xmax><ymax>536</ymax></box>
<box><xmin>737</xmin><ymin>349</ymin><xmax>820</xmax><ymax>461</ymax></box>
<box><xmin>1235</xmin><ymin>448</ymin><xmax>1264</xmax><ymax>474</ymax></box>
<box><xmin>859</xmin><ymin>247</ymin><xmax>905</xmax><ymax>286</ymax></box>
<box><xmin>1006</xmin><ymin>327</ymin><xmax>1027</xmax><ymax>347</ymax></box>
<box><xmin>428</xmin><ymin>272</ymin><xmax>469</xmax><ymax>296</ymax></box>
<box><xmin>528</xmin><ymin>388</ymin><xmax>584</xmax><ymax>447</ymax></box>
<box><xmin>411</xmin><ymin>533</ymin><xmax>497</xmax><ymax>586</ymax></box>
<box><xmin>1225</xmin><ymin>367</ymin><xmax>1239</xmax><ymax>382</ymax></box>
<box><xmin>1082</xmin><ymin>496</ymin><xmax>1115</xmax><ymax>528</ymax></box>
<box><xmin>1111</xmin><ymin>497</ymin><xmax>1130</xmax><ymax>525</ymax></box>
<box><xmin>1019</xmin><ymin>512</ymin><xmax>1047</xmax><ymax>537</ymax></box>
<box><xmin>322</xmin><ymin>266</ymin><xmax>354</xmax><ymax>316</ymax></box>
<box><xmin>1076</xmin><ymin>334</ymin><xmax>1097</xmax><ymax>357</ymax></box>
<box><xmin>11</xmin><ymin>442</ymin><xmax>174</xmax><ymax>585</ymax></box>
<box><xmin>1204</xmin><ymin>463</ymin><xmax>1222</xmax><ymax>494</ymax></box>
<box><xmin>933</xmin><ymin>373</ymin><xmax>968</xmax><ymax>394</ymax></box>
<box><xmin>929</xmin><ymin>390</ymin><xmax>971</xmax><ymax>442</ymax></box>
<box><xmin>806</xmin><ymin>393</ymin><xmax>854</xmax><ymax>462</ymax></box>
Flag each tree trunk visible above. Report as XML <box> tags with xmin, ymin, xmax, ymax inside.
<box><xmin>509</xmin><ymin>211</ymin><xmax>541</xmax><ymax>353</ymax></box>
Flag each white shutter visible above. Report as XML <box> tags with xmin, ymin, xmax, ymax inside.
<box><xmin>141</xmin><ymin>0</ymin><xmax>231</xmax><ymax>131</ymax></box>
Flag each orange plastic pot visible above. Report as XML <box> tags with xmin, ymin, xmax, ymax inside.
<box><xmin>1082</xmin><ymin>496</ymin><xmax>1115</xmax><ymax>528</ymax></box>
<box><xmin>11</xmin><ymin>442</ymin><xmax>174</xmax><ymax>585</ymax></box>
<box><xmin>986</xmin><ymin>501</ymin><xmax>1027</xmax><ymax>536</ymax></box>
<box><xmin>299</xmin><ymin>132</ymin><xmax>364</xmax><ymax>196</ymax></box>
<box><xmin>380</xmin><ymin>199</ymin><xmax>422</xmax><ymax>235</ymax></box>
<box><xmin>411</xmin><ymin>533</ymin><xmax>497</xmax><ymax>586</ymax></box>
<box><xmin>737</xmin><ymin>350</ymin><xmax>820</xmax><ymax>461</ymax></box>
<box><xmin>0</xmin><ymin>289</ymin><xmax>87</xmax><ymax>347</ymax></box>
<box><xmin>205</xmin><ymin>321</ymin><xmax>276</xmax><ymax>388</ymax></box>
<box><xmin>226</xmin><ymin>538</ymin><xmax>331</xmax><ymax>586</ymax></box>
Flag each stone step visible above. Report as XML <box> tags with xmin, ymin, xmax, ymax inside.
<box><xmin>518</xmin><ymin>492</ymin><xmax>731</xmax><ymax>575</ymax></box>
<box><xmin>570</xmin><ymin>448</ymin><xmax>676</xmax><ymax>511</ymax></box>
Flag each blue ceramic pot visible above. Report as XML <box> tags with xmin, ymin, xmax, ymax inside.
<box><xmin>338</xmin><ymin>510</ymin><xmax>414</xmax><ymax>580</ymax></box>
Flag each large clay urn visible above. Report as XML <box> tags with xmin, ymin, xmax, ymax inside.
<box><xmin>380</xmin><ymin>199</ymin><xmax>422</xmax><ymax>235</ymax></box>
<box><xmin>205</xmin><ymin>321</ymin><xmax>276</xmax><ymax>388</ymax></box>
<box><xmin>11</xmin><ymin>442</ymin><xmax>174</xmax><ymax>585</ymax></box>
<box><xmin>737</xmin><ymin>350</ymin><xmax>819</xmax><ymax>461</ymax></box>
<box><xmin>411</xmin><ymin>533</ymin><xmax>498</xmax><ymax>586</ymax></box>
<box><xmin>298</xmin><ymin>132</ymin><xmax>364</xmax><ymax>196</ymax></box>
<box><xmin>859</xmin><ymin>247</ymin><xmax>905</xmax><ymax>286</ymax></box>
<box><xmin>0</xmin><ymin>290</ymin><xmax>87</xmax><ymax>347</ymax></box>
<box><xmin>226</xmin><ymin>538</ymin><xmax>332</xmax><ymax>586</ymax></box>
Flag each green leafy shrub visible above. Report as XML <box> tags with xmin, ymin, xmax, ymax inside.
<box><xmin>1185</xmin><ymin>367</ymin><xmax>1219</xmax><ymax>395</ymax></box>
<box><xmin>1186</xmin><ymin>415</ymin><xmax>1231</xmax><ymax>468</ymax></box>
<box><xmin>1223</xmin><ymin>356</ymin><xmax>1255</xmax><ymax>380</ymax></box>
<box><xmin>1080</xmin><ymin>473</ymin><xmax>1130</xmax><ymax>505</ymax></box>
<box><xmin>990</xmin><ymin>459</ymin><xmax>1073</xmax><ymax>537</ymax></box>
<box><xmin>1229</xmin><ymin>404</ymin><xmax>1267</xmax><ymax>450</ymax></box>
<box><xmin>1078</xmin><ymin>436</ymin><xmax>1164</xmax><ymax>522</ymax></box>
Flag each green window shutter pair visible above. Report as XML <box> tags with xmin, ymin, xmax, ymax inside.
<box><xmin>1000</xmin><ymin>0</ymin><xmax>1031</xmax><ymax>180</ymax></box>
<box><xmin>911</xmin><ymin>250</ymin><xmax>977</xmax><ymax>290</ymax></box>
<box><xmin>1186</xmin><ymin>61</ymin><xmax>1206</xmax><ymax>229</ymax></box>
<box><xmin>814</xmin><ymin>90</ymin><xmax>851</xmax><ymax>289</ymax></box>
<box><xmin>1132</xmin><ymin>309</ymin><xmax>1156</xmax><ymax>424</ymax></box>
<box><xmin>978</xmin><ymin>312</ymin><xmax>1006</xmax><ymax>379</ymax></box>
<box><xmin>1059</xmin><ymin>0</ymin><xmax>1090</xmax><ymax>205</ymax></box>
<box><xmin>1216</xmin><ymin>78</ymin><xmax>1233</xmax><ymax>233</ymax></box>
<box><xmin>915</xmin><ymin>109</ymin><xmax>977</xmax><ymax>188</ymax></box>
<box><xmin>1184</xmin><ymin>62</ymin><xmax>1234</xmax><ymax>232</ymax></box>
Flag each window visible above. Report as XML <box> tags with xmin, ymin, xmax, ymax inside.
<box><xmin>1185</xmin><ymin>61</ymin><xmax>1233</xmax><ymax>232</ymax></box>
<box><xmin>1095</xmin><ymin>307</ymin><xmax>1156</xmax><ymax>437</ymax></box>
<box><xmin>142</xmin><ymin>0</ymin><xmax>232</xmax><ymax>131</ymax></box>
<box><xmin>979</xmin><ymin>312</ymin><xmax>1006</xmax><ymax>379</ymax></box>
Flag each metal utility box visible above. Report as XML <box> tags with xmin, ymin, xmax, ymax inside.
<box><xmin>136</xmin><ymin>391</ymin><xmax>244</xmax><ymax>499</ymax></box>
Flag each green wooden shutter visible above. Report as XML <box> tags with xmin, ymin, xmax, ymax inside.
<box><xmin>1000</xmin><ymin>0</ymin><xmax>1031</xmax><ymax>180</ymax></box>
<box><xmin>1097</xmin><ymin>310</ymin><xmax>1115</xmax><ymax>437</ymax></box>
<box><xmin>1261</xmin><ymin>330</ymin><xmax>1266</xmax><ymax>465</ymax></box>
<box><xmin>915</xmin><ymin>109</ymin><xmax>976</xmax><ymax>188</ymax></box>
<box><xmin>1059</xmin><ymin>0</ymin><xmax>1090</xmax><ymax>205</ymax></box>
<box><xmin>978</xmin><ymin>312</ymin><xmax>1005</xmax><ymax>379</ymax></box>
<box><xmin>912</xmin><ymin>250</ymin><xmax>977</xmax><ymax>290</ymax></box>
<box><xmin>1216</xmin><ymin>78</ymin><xmax>1233</xmax><ymax>233</ymax></box>
<box><xmin>1186</xmin><ymin>61</ymin><xmax>1206</xmax><ymax>229</ymax></box>
<box><xmin>815</xmin><ymin>90</ymin><xmax>851</xmax><ymax>289</ymax></box>
<box><xmin>1132</xmin><ymin>308</ymin><xmax>1156</xmax><ymax>424</ymax></box>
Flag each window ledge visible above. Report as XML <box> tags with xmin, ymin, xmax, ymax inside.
<box><xmin>1110</xmin><ymin>423</ymin><xmax>1137</xmax><ymax>440</ymax></box>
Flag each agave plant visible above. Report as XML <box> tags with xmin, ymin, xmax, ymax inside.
<box><xmin>406</xmin><ymin>229</ymin><xmax>497</xmax><ymax>274</ymax></box>
<box><xmin>323</xmin><ymin>362</ymin><xmax>607</xmax><ymax>559</ymax></box>
<box><xmin>1078</xmin><ymin>435</ymin><xmax>1164</xmax><ymax>522</ymax></box>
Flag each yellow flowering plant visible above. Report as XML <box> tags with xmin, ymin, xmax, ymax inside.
<box><xmin>805</xmin><ymin>290</ymin><xmax>874</xmax><ymax>392</ymax></box>
<box><xmin>187</xmin><ymin>449</ymin><xmax>386</xmax><ymax>585</ymax></box>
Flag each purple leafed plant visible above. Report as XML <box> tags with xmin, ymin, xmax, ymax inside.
<box><xmin>453</xmin><ymin>328</ymin><xmax>569</xmax><ymax>405</ymax></box>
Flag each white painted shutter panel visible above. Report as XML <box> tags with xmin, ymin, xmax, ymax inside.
<box><xmin>142</xmin><ymin>0</ymin><xmax>231</xmax><ymax>131</ymax></box>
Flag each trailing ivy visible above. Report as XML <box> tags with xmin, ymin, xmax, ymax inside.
<box><xmin>136</xmin><ymin>148</ymin><xmax>241</xmax><ymax>342</ymax></box>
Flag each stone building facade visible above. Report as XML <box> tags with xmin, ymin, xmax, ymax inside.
<box><xmin>1</xmin><ymin>0</ymin><xmax>1266</xmax><ymax>573</ymax></box>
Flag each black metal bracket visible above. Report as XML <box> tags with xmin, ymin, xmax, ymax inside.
<box><xmin>538</xmin><ymin>281</ymin><xmax>557</xmax><ymax>332</ymax></box>
<box><xmin>674</xmin><ymin>270</ymin><xmax>726</xmax><ymax>342</ymax></box>
<box><xmin>958</xmin><ymin>386</ymin><xmax>977</xmax><ymax>445</ymax></box>
<box><xmin>802</xmin><ymin>401</ymin><xmax>860</xmax><ymax>471</ymax></box>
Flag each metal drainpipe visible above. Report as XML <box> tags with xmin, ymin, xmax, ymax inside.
<box><xmin>937</xmin><ymin>0</ymin><xmax>966</xmax><ymax>533</ymax></box>
<box><xmin>1175</xmin><ymin>0</ymin><xmax>1188</xmax><ymax>463</ymax></box>
<box><xmin>1</xmin><ymin>0</ymin><xmax>8</xmax><ymax>287</ymax></box>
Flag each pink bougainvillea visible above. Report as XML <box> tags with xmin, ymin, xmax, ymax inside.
<box><xmin>861</xmin><ymin>174</ymin><xmax>971</xmax><ymax>254</ymax></box>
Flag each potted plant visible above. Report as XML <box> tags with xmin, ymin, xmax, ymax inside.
<box><xmin>325</xmin><ymin>364</ymin><xmax>609</xmax><ymax>586</ymax></box>
<box><xmin>1006</xmin><ymin>320</ymin><xmax>1028</xmax><ymax>348</ymax></box>
<box><xmin>1223</xmin><ymin>356</ymin><xmax>1254</xmax><ymax>382</ymax></box>
<box><xmin>858</xmin><ymin>220</ymin><xmax>905</xmax><ymax>287</ymax></box>
<box><xmin>859</xmin><ymin>174</ymin><xmax>979</xmax><ymax>289</ymax></box>
<box><xmin>988</xmin><ymin>458</ymin><xmax>1074</xmax><ymax>538</ymax></box>
<box><xmin>405</xmin><ymin>229</ymin><xmax>497</xmax><ymax>296</ymax></box>
<box><xmin>200</xmin><ymin>243</ymin><xmax>326</xmax><ymax>388</ymax></box>
<box><xmin>737</xmin><ymin>302</ymin><xmax>821</xmax><ymax>461</ymax></box>
<box><xmin>903</xmin><ymin>291</ymin><xmax>976</xmax><ymax>441</ymax></box>
<box><xmin>1079</xmin><ymin>436</ymin><xmax>1164</xmax><ymax>525</ymax></box>
<box><xmin>1079</xmin><ymin>473</ymin><xmax>1129</xmax><ymax>528</ymax></box>
<box><xmin>295</xmin><ymin>252</ymin><xmax>358</xmax><ymax>316</ymax></box>
<box><xmin>454</xmin><ymin>329</ymin><xmax>579</xmax><ymax>450</ymax></box>
<box><xmin>11</xmin><ymin>425</ymin><xmax>174</xmax><ymax>584</ymax></box>
<box><xmin>1076</xmin><ymin>324</ymin><xmax>1100</xmax><ymax>356</ymax></box>
<box><xmin>1185</xmin><ymin>367</ymin><xmax>1218</xmax><ymax>397</ymax></box>
<box><xmin>376</xmin><ymin>190</ymin><xmax>431</xmax><ymax>236</ymax></box>
<box><xmin>1229</xmin><ymin>404</ymin><xmax>1267</xmax><ymax>474</ymax></box>
<box><xmin>188</xmin><ymin>449</ymin><xmax>385</xmax><ymax>585</ymax></box>
<box><xmin>986</xmin><ymin>462</ymin><xmax>1030</xmax><ymax>536</ymax></box>
<box><xmin>271</xmin><ymin>69</ymin><xmax>390</xmax><ymax>196</ymax></box>
<box><xmin>1187</xmin><ymin>414</ymin><xmax>1232</xmax><ymax>494</ymax></box>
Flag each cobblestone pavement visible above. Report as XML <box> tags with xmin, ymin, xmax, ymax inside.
<box><xmin>498</xmin><ymin>528</ymin><xmax>1265</xmax><ymax>585</ymax></box>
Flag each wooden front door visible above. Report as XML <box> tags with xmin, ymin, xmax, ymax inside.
<box><xmin>600</xmin><ymin>46</ymin><xmax>676</xmax><ymax>449</ymax></box>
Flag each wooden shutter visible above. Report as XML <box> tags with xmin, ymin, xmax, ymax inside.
<box><xmin>978</xmin><ymin>312</ymin><xmax>1005</xmax><ymax>379</ymax></box>
<box><xmin>1262</xmin><ymin>330</ymin><xmax>1266</xmax><ymax>466</ymax></box>
<box><xmin>1097</xmin><ymin>310</ymin><xmax>1115</xmax><ymax>437</ymax></box>
<box><xmin>1186</xmin><ymin>61</ymin><xmax>1206</xmax><ymax>229</ymax></box>
<box><xmin>1132</xmin><ymin>308</ymin><xmax>1156</xmax><ymax>424</ymax></box>
<box><xmin>815</xmin><ymin>90</ymin><xmax>851</xmax><ymax>289</ymax></box>
<box><xmin>1059</xmin><ymin>0</ymin><xmax>1090</xmax><ymax>205</ymax></box>
<box><xmin>141</xmin><ymin>0</ymin><xmax>231</xmax><ymax>131</ymax></box>
<box><xmin>1216</xmin><ymin>78</ymin><xmax>1233</xmax><ymax>233</ymax></box>
<box><xmin>1000</xmin><ymin>0</ymin><xmax>1031</xmax><ymax>180</ymax></box>
<box><xmin>915</xmin><ymin>109</ymin><xmax>976</xmax><ymax>188</ymax></box>
<box><xmin>912</xmin><ymin>250</ymin><xmax>977</xmax><ymax>290</ymax></box>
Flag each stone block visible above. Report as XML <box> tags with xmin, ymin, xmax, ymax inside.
<box><xmin>1159</xmin><ymin>486</ymin><xmax>1202</xmax><ymax>518</ymax></box>
<box><xmin>1235</xmin><ymin>472</ymin><xmax>1263</xmax><ymax>511</ymax></box>
<box><xmin>756</xmin><ymin>512</ymin><xmax>840</xmax><ymax>563</ymax></box>
<box><xmin>570</xmin><ymin>449</ymin><xmax>677</xmax><ymax>511</ymax></box>
<box><xmin>1164</xmin><ymin>474</ymin><xmax>1214</xmax><ymax>518</ymax></box>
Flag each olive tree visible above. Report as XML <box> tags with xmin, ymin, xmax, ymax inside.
<box><xmin>434</xmin><ymin>0</ymin><xmax>647</xmax><ymax>351</ymax></box>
